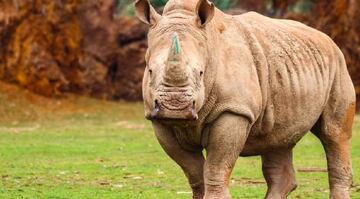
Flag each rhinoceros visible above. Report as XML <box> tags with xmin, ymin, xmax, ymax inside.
<box><xmin>135</xmin><ymin>0</ymin><xmax>356</xmax><ymax>198</ymax></box>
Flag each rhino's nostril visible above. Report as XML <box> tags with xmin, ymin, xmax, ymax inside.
<box><xmin>151</xmin><ymin>99</ymin><xmax>161</xmax><ymax>118</ymax></box>
<box><xmin>154</xmin><ymin>99</ymin><xmax>160</xmax><ymax>110</ymax></box>
<box><xmin>191</xmin><ymin>101</ymin><xmax>198</xmax><ymax>120</ymax></box>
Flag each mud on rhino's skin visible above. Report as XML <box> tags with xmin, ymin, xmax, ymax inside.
<box><xmin>136</xmin><ymin>0</ymin><xmax>356</xmax><ymax>198</ymax></box>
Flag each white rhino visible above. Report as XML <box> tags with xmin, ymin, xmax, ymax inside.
<box><xmin>135</xmin><ymin>0</ymin><xmax>356</xmax><ymax>198</ymax></box>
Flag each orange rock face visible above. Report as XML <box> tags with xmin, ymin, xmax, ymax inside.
<box><xmin>0</xmin><ymin>0</ymin><xmax>147</xmax><ymax>100</ymax></box>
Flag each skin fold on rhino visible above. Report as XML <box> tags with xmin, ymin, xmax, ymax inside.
<box><xmin>135</xmin><ymin>0</ymin><xmax>356</xmax><ymax>198</ymax></box>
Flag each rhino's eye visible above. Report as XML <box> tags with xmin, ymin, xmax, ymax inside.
<box><xmin>200</xmin><ymin>71</ymin><xmax>204</xmax><ymax>76</ymax></box>
<box><xmin>149</xmin><ymin>69</ymin><xmax>153</xmax><ymax>75</ymax></box>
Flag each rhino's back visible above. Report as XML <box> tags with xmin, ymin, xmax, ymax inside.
<box><xmin>229</xmin><ymin>12</ymin><xmax>351</xmax><ymax>154</ymax></box>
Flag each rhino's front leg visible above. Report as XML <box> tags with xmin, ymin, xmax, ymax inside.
<box><xmin>152</xmin><ymin>122</ymin><xmax>205</xmax><ymax>199</ymax></box>
<box><xmin>204</xmin><ymin>113</ymin><xmax>250</xmax><ymax>199</ymax></box>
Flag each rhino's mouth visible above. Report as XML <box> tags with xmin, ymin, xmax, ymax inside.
<box><xmin>158</xmin><ymin>91</ymin><xmax>193</xmax><ymax>111</ymax></box>
<box><xmin>148</xmin><ymin>89</ymin><xmax>198</xmax><ymax>120</ymax></box>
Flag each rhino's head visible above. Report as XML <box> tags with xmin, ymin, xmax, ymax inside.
<box><xmin>135</xmin><ymin>0</ymin><xmax>215</xmax><ymax>121</ymax></box>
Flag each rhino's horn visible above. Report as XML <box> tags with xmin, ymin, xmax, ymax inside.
<box><xmin>165</xmin><ymin>33</ymin><xmax>187</xmax><ymax>84</ymax></box>
<box><xmin>168</xmin><ymin>33</ymin><xmax>182</xmax><ymax>62</ymax></box>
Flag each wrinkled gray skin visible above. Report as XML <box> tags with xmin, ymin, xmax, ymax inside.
<box><xmin>135</xmin><ymin>0</ymin><xmax>356</xmax><ymax>198</ymax></box>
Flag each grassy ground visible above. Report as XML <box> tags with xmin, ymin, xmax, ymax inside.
<box><xmin>0</xmin><ymin>82</ymin><xmax>359</xmax><ymax>199</ymax></box>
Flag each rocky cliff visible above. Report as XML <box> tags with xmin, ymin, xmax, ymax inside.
<box><xmin>0</xmin><ymin>0</ymin><xmax>147</xmax><ymax>100</ymax></box>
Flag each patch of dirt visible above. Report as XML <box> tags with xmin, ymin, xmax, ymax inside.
<box><xmin>123</xmin><ymin>175</ymin><xmax>143</xmax><ymax>180</ymax></box>
<box><xmin>0</xmin><ymin>125</ymin><xmax>40</xmax><ymax>133</ymax></box>
<box><xmin>231</xmin><ymin>177</ymin><xmax>266</xmax><ymax>185</ymax></box>
<box><xmin>297</xmin><ymin>167</ymin><xmax>328</xmax><ymax>173</ymax></box>
<box><xmin>98</xmin><ymin>181</ymin><xmax>111</xmax><ymax>186</ymax></box>
<box><xmin>355</xmin><ymin>115</ymin><xmax>360</xmax><ymax>123</ymax></box>
<box><xmin>0</xmin><ymin>81</ymin><xmax>134</xmax><ymax>124</ymax></box>
<box><xmin>176</xmin><ymin>191</ymin><xmax>192</xmax><ymax>195</ymax></box>
<box><xmin>115</xmin><ymin>120</ymin><xmax>146</xmax><ymax>130</ymax></box>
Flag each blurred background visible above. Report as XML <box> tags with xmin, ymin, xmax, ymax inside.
<box><xmin>0</xmin><ymin>0</ymin><xmax>359</xmax><ymax>107</ymax></box>
<box><xmin>0</xmin><ymin>1</ymin><xmax>359</xmax><ymax>198</ymax></box>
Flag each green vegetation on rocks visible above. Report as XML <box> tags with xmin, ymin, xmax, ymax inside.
<box><xmin>117</xmin><ymin>0</ymin><xmax>237</xmax><ymax>15</ymax></box>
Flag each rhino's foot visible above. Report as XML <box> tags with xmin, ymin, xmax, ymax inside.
<box><xmin>330</xmin><ymin>186</ymin><xmax>351</xmax><ymax>199</ymax></box>
<box><xmin>262</xmin><ymin>148</ymin><xmax>297</xmax><ymax>199</ymax></box>
<box><xmin>193</xmin><ymin>193</ymin><xmax>204</xmax><ymax>199</ymax></box>
<box><xmin>264</xmin><ymin>182</ymin><xmax>297</xmax><ymax>199</ymax></box>
<box><xmin>191</xmin><ymin>184</ymin><xmax>205</xmax><ymax>199</ymax></box>
<box><xmin>203</xmin><ymin>186</ymin><xmax>231</xmax><ymax>199</ymax></box>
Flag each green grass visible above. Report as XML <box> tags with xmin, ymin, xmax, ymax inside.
<box><xmin>0</xmin><ymin>83</ymin><xmax>359</xmax><ymax>198</ymax></box>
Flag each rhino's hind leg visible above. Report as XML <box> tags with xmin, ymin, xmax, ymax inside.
<box><xmin>311</xmin><ymin>102</ymin><xmax>355</xmax><ymax>199</ymax></box>
<box><xmin>261</xmin><ymin>148</ymin><xmax>297</xmax><ymax>199</ymax></box>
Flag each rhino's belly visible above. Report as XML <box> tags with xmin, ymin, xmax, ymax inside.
<box><xmin>240</xmin><ymin>111</ymin><xmax>320</xmax><ymax>157</ymax></box>
<box><xmin>240</xmin><ymin>75</ymin><xmax>330</xmax><ymax>156</ymax></box>
<box><xmin>240</xmin><ymin>129</ymin><xmax>310</xmax><ymax>156</ymax></box>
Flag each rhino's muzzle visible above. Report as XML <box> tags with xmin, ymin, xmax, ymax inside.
<box><xmin>147</xmin><ymin>99</ymin><xmax>198</xmax><ymax>121</ymax></box>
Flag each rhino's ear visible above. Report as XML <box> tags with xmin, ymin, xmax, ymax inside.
<box><xmin>195</xmin><ymin>0</ymin><xmax>215</xmax><ymax>27</ymax></box>
<box><xmin>134</xmin><ymin>0</ymin><xmax>161</xmax><ymax>26</ymax></box>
